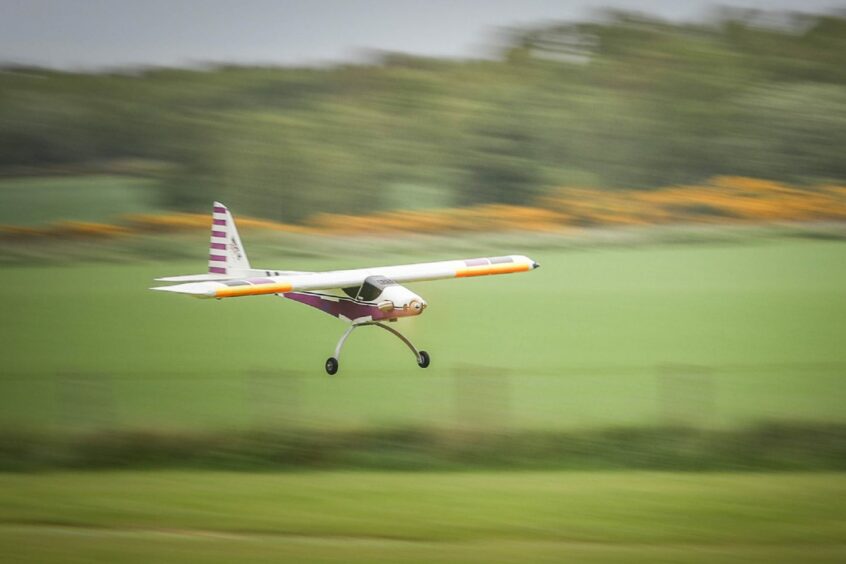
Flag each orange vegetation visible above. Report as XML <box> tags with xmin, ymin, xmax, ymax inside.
<box><xmin>309</xmin><ymin>204</ymin><xmax>563</xmax><ymax>235</ymax></box>
<box><xmin>540</xmin><ymin>177</ymin><xmax>846</xmax><ymax>227</ymax></box>
<box><xmin>309</xmin><ymin>177</ymin><xmax>846</xmax><ymax>234</ymax></box>
<box><xmin>1</xmin><ymin>177</ymin><xmax>844</xmax><ymax>240</ymax></box>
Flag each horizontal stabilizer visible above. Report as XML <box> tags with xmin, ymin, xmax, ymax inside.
<box><xmin>150</xmin><ymin>282</ymin><xmax>217</xmax><ymax>297</ymax></box>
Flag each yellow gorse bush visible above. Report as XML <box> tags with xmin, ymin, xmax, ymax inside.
<box><xmin>1</xmin><ymin>177</ymin><xmax>844</xmax><ymax>240</ymax></box>
<box><xmin>542</xmin><ymin>177</ymin><xmax>846</xmax><ymax>226</ymax></box>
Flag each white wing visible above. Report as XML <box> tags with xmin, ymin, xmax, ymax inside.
<box><xmin>152</xmin><ymin>255</ymin><xmax>538</xmax><ymax>298</ymax></box>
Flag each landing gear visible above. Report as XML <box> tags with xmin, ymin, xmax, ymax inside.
<box><xmin>324</xmin><ymin>321</ymin><xmax>429</xmax><ymax>374</ymax></box>
<box><xmin>325</xmin><ymin>357</ymin><xmax>339</xmax><ymax>375</ymax></box>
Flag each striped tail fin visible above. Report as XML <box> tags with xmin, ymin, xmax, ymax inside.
<box><xmin>209</xmin><ymin>202</ymin><xmax>251</xmax><ymax>275</ymax></box>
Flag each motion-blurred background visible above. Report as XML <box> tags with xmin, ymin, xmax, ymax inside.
<box><xmin>1</xmin><ymin>1</ymin><xmax>845</xmax><ymax>562</ymax></box>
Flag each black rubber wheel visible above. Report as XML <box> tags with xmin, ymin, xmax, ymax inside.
<box><xmin>325</xmin><ymin>357</ymin><xmax>339</xmax><ymax>375</ymax></box>
<box><xmin>417</xmin><ymin>350</ymin><xmax>430</xmax><ymax>368</ymax></box>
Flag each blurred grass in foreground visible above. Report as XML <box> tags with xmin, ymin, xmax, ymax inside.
<box><xmin>0</xmin><ymin>471</ymin><xmax>844</xmax><ymax>563</ymax></box>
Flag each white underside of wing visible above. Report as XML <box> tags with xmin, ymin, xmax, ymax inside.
<box><xmin>150</xmin><ymin>283</ymin><xmax>215</xmax><ymax>295</ymax></box>
<box><xmin>156</xmin><ymin>269</ymin><xmax>312</xmax><ymax>282</ymax></box>
<box><xmin>151</xmin><ymin>255</ymin><xmax>537</xmax><ymax>298</ymax></box>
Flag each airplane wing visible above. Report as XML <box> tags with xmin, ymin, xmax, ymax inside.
<box><xmin>154</xmin><ymin>270</ymin><xmax>311</xmax><ymax>282</ymax></box>
<box><xmin>151</xmin><ymin>255</ymin><xmax>539</xmax><ymax>299</ymax></box>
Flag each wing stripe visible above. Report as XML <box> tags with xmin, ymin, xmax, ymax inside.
<box><xmin>214</xmin><ymin>282</ymin><xmax>293</xmax><ymax>298</ymax></box>
<box><xmin>455</xmin><ymin>263</ymin><xmax>530</xmax><ymax>278</ymax></box>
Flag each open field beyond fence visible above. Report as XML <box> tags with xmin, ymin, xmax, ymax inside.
<box><xmin>1</xmin><ymin>239</ymin><xmax>844</xmax><ymax>435</ymax></box>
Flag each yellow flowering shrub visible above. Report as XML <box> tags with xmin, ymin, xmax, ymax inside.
<box><xmin>2</xmin><ymin>177</ymin><xmax>845</xmax><ymax>241</ymax></box>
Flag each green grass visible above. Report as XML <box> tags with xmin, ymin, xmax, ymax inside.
<box><xmin>1</xmin><ymin>239</ymin><xmax>844</xmax><ymax>559</ymax></box>
<box><xmin>0</xmin><ymin>471</ymin><xmax>844</xmax><ymax>563</ymax></box>
<box><xmin>0</xmin><ymin>175</ymin><xmax>160</xmax><ymax>225</ymax></box>
<box><xmin>1</xmin><ymin>239</ymin><xmax>845</xmax><ymax>430</ymax></box>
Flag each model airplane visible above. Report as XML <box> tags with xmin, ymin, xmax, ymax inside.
<box><xmin>152</xmin><ymin>202</ymin><xmax>539</xmax><ymax>374</ymax></box>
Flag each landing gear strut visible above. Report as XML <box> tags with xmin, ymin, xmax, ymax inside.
<box><xmin>325</xmin><ymin>321</ymin><xmax>429</xmax><ymax>375</ymax></box>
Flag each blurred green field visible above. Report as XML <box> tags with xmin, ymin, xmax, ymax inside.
<box><xmin>1</xmin><ymin>238</ymin><xmax>844</xmax><ymax>430</ymax></box>
<box><xmin>0</xmin><ymin>471</ymin><xmax>844</xmax><ymax>563</ymax></box>
<box><xmin>0</xmin><ymin>175</ymin><xmax>159</xmax><ymax>225</ymax></box>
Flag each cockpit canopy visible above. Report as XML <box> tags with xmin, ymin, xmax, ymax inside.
<box><xmin>343</xmin><ymin>275</ymin><xmax>397</xmax><ymax>302</ymax></box>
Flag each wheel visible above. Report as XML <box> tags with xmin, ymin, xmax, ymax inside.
<box><xmin>417</xmin><ymin>350</ymin><xmax>430</xmax><ymax>368</ymax></box>
<box><xmin>325</xmin><ymin>357</ymin><xmax>339</xmax><ymax>375</ymax></box>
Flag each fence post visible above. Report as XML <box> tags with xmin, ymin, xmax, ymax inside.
<box><xmin>56</xmin><ymin>372</ymin><xmax>117</xmax><ymax>428</ymax></box>
<box><xmin>657</xmin><ymin>364</ymin><xmax>715</xmax><ymax>427</ymax></box>
<box><xmin>245</xmin><ymin>370</ymin><xmax>303</xmax><ymax>429</ymax></box>
<box><xmin>452</xmin><ymin>363</ymin><xmax>512</xmax><ymax>432</ymax></box>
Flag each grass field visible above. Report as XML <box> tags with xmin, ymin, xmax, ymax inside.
<box><xmin>0</xmin><ymin>175</ymin><xmax>159</xmax><ymax>226</ymax></box>
<box><xmin>1</xmin><ymin>236</ymin><xmax>844</xmax><ymax>561</ymax></box>
<box><xmin>0</xmin><ymin>471</ymin><xmax>844</xmax><ymax>563</ymax></box>
<box><xmin>1</xmin><ymin>238</ymin><xmax>844</xmax><ymax>431</ymax></box>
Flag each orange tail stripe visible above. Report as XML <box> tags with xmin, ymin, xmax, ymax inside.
<box><xmin>215</xmin><ymin>282</ymin><xmax>293</xmax><ymax>298</ymax></box>
<box><xmin>455</xmin><ymin>263</ymin><xmax>530</xmax><ymax>278</ymax></box>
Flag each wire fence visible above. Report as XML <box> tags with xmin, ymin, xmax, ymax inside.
<box><xmin>2</xmin><ymin>362</ymin><xmax>843</xmax><ymax>432</ymax></box>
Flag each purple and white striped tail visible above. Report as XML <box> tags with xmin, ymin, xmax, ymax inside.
<box><xmin>207</xmin><ymin>201</ymin><xmax>251</xmax><ymax>275</ymax></box>
<box><xmin>208</xmin><ymin>203</ymin><xmax>229</xmax><ymax>275</ymax></box>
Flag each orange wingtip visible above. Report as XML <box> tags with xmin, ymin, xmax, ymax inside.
<box><xmin>214</xmin><ymin>282</ymin><xmax>293</xmax><ymax>298</ymax></box>
<box><xmin>455</xmin><ymin>263</ymin><xmax>531</xmax><ymax>278</ymax></box>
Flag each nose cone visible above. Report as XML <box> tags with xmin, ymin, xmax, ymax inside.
<box><xmin>409</xmin><ymin>298</ymin><xmax>427</xmax><ymax>314</ymax></box>
<box><xmin>532</xmin><ymin>261</ymin><xmax>540</xmax><ymax>270</ymax></box>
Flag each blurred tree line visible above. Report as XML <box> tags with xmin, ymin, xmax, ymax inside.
<box><xmin>1</xmin><ymin>10</ymin><xmax>845</xmax><ymax>222</ymax></box>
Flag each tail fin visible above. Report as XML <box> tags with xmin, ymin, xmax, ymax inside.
<box><xmin>209</xmin><ymin>202</ymin><xmax>251</xmax><ymax>275</ymax></box>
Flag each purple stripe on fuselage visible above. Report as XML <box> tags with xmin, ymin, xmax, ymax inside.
<box><xmin>246</xmin><ymin>278</ymin><xmax>275</xmax><ymax>284</ymax></box>
<box><xmin>284</xmin><ymin>292</ymin><xmax>409</xmax><ymax>321</ymax></box>
<box><xmin>212</xmin><ymin>231</ymin><xmax>226</xmax><ymax>238</ymax></box>
<box><xmin>213</xmin><ymin>219</ymin><xmax>226</xmax><ymax>226</ymax></box>
<box><xmin>209</xmin><ymin>266</ymin><xmax>226</xmax><ymax>274</ymax></box>
<box><xmin>209</xmin><ymin>255</ymin><xmax>226</xmax><ymax>262</ymax></box>
<box><xmin>210</xmin><ymin>242</ymin><xmax>226</xmax><ymax>250</ymax></box>
<box><xmin>213</xmin><ymin>206</ymin><xmax>226</xmax><ymax>213</ymax></box>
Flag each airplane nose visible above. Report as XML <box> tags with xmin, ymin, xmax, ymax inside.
<box><xmin>532</xmin><ymin>262</ymin><xmax>540</xmax><ymax>269</ymax></box>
